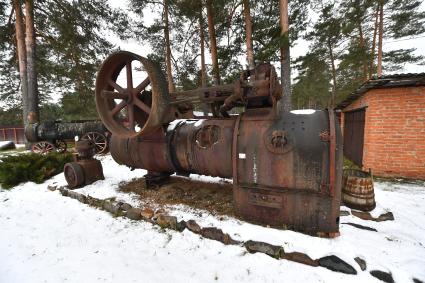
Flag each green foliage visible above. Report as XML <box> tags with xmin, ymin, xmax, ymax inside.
<box><xmin>292</xmin><ymin>52</ymin><xmax>331</xmax><ymax>109</ymax></box>
<box><xmin>0</xmin><ymin>102</ymin><xmax>68</xmax><ymax>125</ymax></box>
<box><xmin>1</xmin><ymin>0</ymin><xmax>424</xmax><ymax>117</ymax></box>
<box><xmin>343</xmin><ymin>157</ymin><xmax>361</xmax><ymax>170</ymax></box>
<box><xmin>0</xmin><ymin>152</ymin><xmax>72</xmax><ymax>189</ymax></box>
<box><xmin>0</xmin><ymin>0</ymin><xmax>128</xmax><ymax>120</ymax></box>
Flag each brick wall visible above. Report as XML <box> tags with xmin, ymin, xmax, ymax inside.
<box><xmin>342</xmin><ymin>86</ymin><xmax>425</xmax><ymax>180</ymax></box>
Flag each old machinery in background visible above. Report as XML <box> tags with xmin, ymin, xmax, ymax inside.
<box><xmin>63</xmin><ymin>140</ymin><xmax>104</xmax><ymax>188</ymax></box>
<box><xmin>95</xmin><ymin>51</ymin><xmax>343</xmax><ymax>237</ymax></box>
<box><xmin>25</xmin><ymin>120</ymin><xmax>109</xmax><ymax>154</ymax></box>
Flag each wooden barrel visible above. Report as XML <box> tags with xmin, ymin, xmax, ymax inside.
<box><xmin>342</xmin><ymin>169</ymin><xmax>376</xmax><ymax>211</ymax></box>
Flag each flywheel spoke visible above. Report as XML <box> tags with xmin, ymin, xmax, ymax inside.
<box><xmin>134</xmin><ymin>77</ymin><xmax>150</xmax><ymax>94</ymax></box>
<box><xmin>111</xmin><ymin>100</ymin><xmax>127</xmax><ymax>116</ymax></box>
<box><xmin>126</xmin><ymin>61</ymin><xmax>133</xmax><ymax>89</ymax></box>
<box><xmin>134</xmin><ymin>98</ymin><xmax>151</xmax><ymax>114</ymax></box>
<box><xmin>127</xmin><ymin>105</ymin><xmax>135</xmax><ymax>130</ymax></box>
<box><xmin>101</xmin><ymin>90</ymin><xmax>128</xmax><ymax>100</ymax></box>
<box><xmin>108</xmin><ymin>79</ymin><xmax>125</xmax><ymax>93</ymax></box>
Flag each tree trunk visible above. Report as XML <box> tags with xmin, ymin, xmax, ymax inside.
<box><xmin>243</xmin><ymin>0</ymin><xmax>254</xmax><ymax>70</ymax></box>
<box><xmin>358</xmin><ymin>23</ymin><xmax>368</xmax><ymax>81</ymax></box>
<box><xmin>199</xmin><ymin>7</ymin><xmax>208</xmax><ymax>115</ymax></box>
<box><xmin>377</xmin><ymin>1</ymin><xmax>384</xmax><ymax>77</ymax></box>
<box><xmin>279</xmin><ymin>0</ymin><xmax>291</xmax><ymax>111</ymax></box>
<box><xmin>12</xmin><ymin>0</ymin><xmax>28</xmax><ymax>126</ymax></box>
<box><xmin>164</xmin><ymin>0</ymin><xmax>175</xmax><ymax>92</ymax></box>
<box><xmin>369</xmin><ymin>4</ymin><xmax>379</xmax><ymax>78</ymax></box>
<box><xmin>206</xmin><ymin>0</ymin><xmax>220</xmax><ymax>85</ymax></box>
<box><xmin>25</xmin><ymin>0</ymin><xmax>39</xmax><ymax>124</ymax></box>
<box><xmin>199</xmin><ymin>12</ymin><xmax>207</xmax><ymax>88</ymax></box>
<box><xmin>327</xmin><ymin>39</ymin><xmax>337</xmax><ymax>108</ymax></box>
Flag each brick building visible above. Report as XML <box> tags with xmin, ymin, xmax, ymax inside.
<box><xmin>336</xmin><ymin>73</ymin><xmax>425</xmax><ymax>180</ymax></box>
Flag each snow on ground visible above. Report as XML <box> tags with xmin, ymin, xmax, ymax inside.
<box><xmin>1</xmin><ymin>155</ymin><xmax>425</xmax><ymax>283</ymax></box>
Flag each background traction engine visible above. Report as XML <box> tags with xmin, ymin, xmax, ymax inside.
<box><xmin>25</xmin><ymin>120</ymin><xmax>109</xmax><ymax>154</ymax></box>
<box><xmin>95</xmin><ymin>51</ymin><xmax>343</xmax><ymax>236</ymax></box>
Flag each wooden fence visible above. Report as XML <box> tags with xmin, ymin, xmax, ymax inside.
<box><xmin>0</xmin><ymin>126</ymin><xmax>26</xmax><ymax>144</ymax></box>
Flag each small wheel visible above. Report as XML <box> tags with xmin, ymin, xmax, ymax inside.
<box><xmin>32</xmin><ymin>141</ymin><xmax>55</xmax><ymax>154</ymax></box>
<box><xmin>55</xmin><ymin>140</ymin><xmax>68</xmax><ymax>153</ymax></box>
<box><xmin>95</xmin><ymin>51</ymin><xmax>173</xmax><ymax>138</ymax></box>
<box><xmin>81</xmin><ymin>132</ymin><xmax>108</xmax><ymax>154</ymax></box>
<box><xmin>64</xmin><ymin>162</ymin><xmax>85</xmax><ymax>188</ymax></box>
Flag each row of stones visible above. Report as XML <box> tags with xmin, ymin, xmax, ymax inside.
<box><xmin>48</xmin><ymin>185</ymin><xmax>404</xmax><ymax>282</ymax></box>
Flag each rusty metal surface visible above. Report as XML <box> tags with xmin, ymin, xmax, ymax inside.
<box><xmin>169</xmin><ymin>118</ymin><xmax>236</xmax><ymax>178</ymax></box>
<box><xmin>110</xmin><ymin>129</ymin><xmax>174</xmax><ymax>173</ymax></box>
<box><xmin>97</xmin><ymin>52</ymin><xmax>343</xmax><ymax>235</ymax></box>
<box><xmin>95</xmin><ymin>51</ymin><xmax>174</xmax><ymax>138</ymax></box>
<box><xmin>233</xmin><ymin>110</ymin><xmax>343</xmax><ymax>234</ymax></box>
<box><xmin>64</xmin><ymin>140</ymin><xmax>104</xmax><ymax>188</ymax></box>
<box><xmin>108</xmin><ymin>110</ymin><xmax>343</xmax><ymax>235</ymax></box>
<box><xmin>95</xmin><ymin>51</ymin><xmax>281</xmax><ymax>137</ymax></box>
<box><xmin>25</xmin><ymin>120</ymin><xmax>107</xmax><ymax>143</ymax></box>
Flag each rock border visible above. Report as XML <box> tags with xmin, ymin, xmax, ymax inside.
<box><xmin>49</xmin><ymin>185</ymin><xmax>360</xmax><ymax>275</ymax></box>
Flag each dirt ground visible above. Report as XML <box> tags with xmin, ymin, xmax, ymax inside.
<box><xmin>119</xmin><ymin>176</ymin><xmax>235</xmax><ymax>216</ymax></box>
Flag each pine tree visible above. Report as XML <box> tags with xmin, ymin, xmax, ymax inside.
<box><xmin>279</xmin><ymin>0</ymin><xmax>291</xmax><ymax>111</ymax></box>
<box><xmin>292</xmin><ymin>52</ymin><xmax>332</xmax><ymax>109</ymax></box>
<box><xmin>0</xmin><ymin>0</ymin><xmax>129</xmax><ymax>122</ymax></box>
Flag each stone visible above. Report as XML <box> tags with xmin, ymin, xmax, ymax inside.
<box><xmin>351</xmin><ymin>210</ymin><xmax>394</xmax><ymax>222</ymax></box>
<box><xmin>67</xmin><ymin>191</ymin><xmax>79</xmax><ymax>199</ymax></box>
<box><xmin>342</xmin><ymin>222</ymin><xmax>377</xmax><ymax>232</ymax></box>
<box><xmin>201</xmin><ymin>227</ymin><xmax>239</xmax><ymax>245</ymax></box>
<box><xmin>186</xmin><ymin>220</ymin><xmax>202</xmax><ymax>234</ymax></box>
<box><xmin>377</xmin><ymin>212</ymin><xmax>394</xmax><ymax>222</ymax></box>
<box><xmin>413</xmin><ymin>278</ymin><xmax>424</xmax><ymax>283</ymax></box>
<box><xmin>281</xmin><ymin>252</ymin><xmax>318</xmax><ymax>267</ymax></box>
<box><xmin>318</xmin><ymin>255</ymin><xmax>357</xmax><ymax>275</ymax></box>
<box><xmin>354</xmin><ymin>257</ymin><xmax>367</xmax><ymax>271</ymax></box>
<box><xmin>58</xmin><ymin>187</ymin><xmax>68</xmax><ymax>196</ymax></box>
<box><xmin>76</xmin><ymin>193</ymin><xmax>87</xmax><ymax>204</ymax></box>
<box><xmin>370</xmin><ymin>270</ymin><xmax>395</xmax><ymax>283</ymax></box>
<box><xmin>103</xmin><ymin>201</ymin><xmax>120</xmax><ymax>214</ymax></box>
<box><xmin>351</xmin><ymin>210</ymin><xmax>374</xmax><ymax>221</ymax></box>
<box><xmin>47</xmin><ymin>185</ymin><xmax>57</xmax><ymax>191</ymax></box>
<box><xmin>126</xmin><ymin>208</ymin><xmax>143</xmax><ymax>220</ymax></box>
<box><xmin>153</xmin><ymin>208</ymin><xmax>166</xmax><ymax>219</ymax></box>
<box><xmin>86</xmin><ymin>196</ymin><xmax>103</xmax><ymax>207</ymax></box>
<box><xmin>116</xmin><ymin>202</ymin><xmax>132</xmax><ymax>211</ymax></box>
<box><xmin>140</xmin><ymin>208</ymin><xmax>154</xmax><ymax>219</ymax></box>
<box><xmin>176</xmin><ymin>220</ymin><xmax>186</xmax><ymax>232</ymax></box>
<box><xmin>156</xmin><ymin>214</ymin><xmax>178</xmax><ymax>230</ymax></box>
<box><xmin>244</xmin><ymin>240</ymin><xmax>283</xmax><ymax>259</ymax></box>
<box><xmin>340</xmin><ymin>210</ymin><xmax>350</xmax><ymax>216</ymax></box>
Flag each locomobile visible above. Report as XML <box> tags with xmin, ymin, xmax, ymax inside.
<box><xmin>89</xmin><ymin>51</ymin><xmax>342</xmax><ymax>236</ymax></box>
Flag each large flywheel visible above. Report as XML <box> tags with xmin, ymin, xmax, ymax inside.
<box><xmin>95</xmin><ymin>51</ymin><xmax>174</xmax><ymax>138</ymax></box>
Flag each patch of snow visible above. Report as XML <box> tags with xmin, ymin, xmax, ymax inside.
<box><xmin>166</xmin><ymin>119</ymin><xmax>185</xmax><ymax>132</ymax></box>
<box><xmin>1</xmin><ymin>154</ymin><xmax>425</xmax><ymax>282</ymax></box>
<box><xmin>193</xmin><ymin>111</ymin><xmax>214</xmax><ymax>117</ymax></box>
<box><xmin>290</xmin><ymin>109</ymin><xmax>316</xmax><ymax>115</ymax></box>
<box><xmin>0</xmin><ymin>141</ymin><xmax>13</xmax><ymax>147</ymax></box>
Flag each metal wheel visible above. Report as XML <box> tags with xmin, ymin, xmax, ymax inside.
<box><xmin>55</xmin><ymin>140</ymin><xmax>68</xmax><ymax>153</ymax></box>
<box><xmin>81</xmin><ymin>132</ymin><xmax>108</xmax><ymax>154</ymax></box>
<box><xmin>95</xmin><ymin>51</ymin><xmax>173</xmax><ymax>138</ymax></box>
<box><xmin>64</xmin><ymin>162</ymin><xmax>85</xmax><ymax>188</ymax></box>
<box><xmin>31</xmin><ymin>141</ymin><xmax>55</xmax><ymax>154</ymax></box>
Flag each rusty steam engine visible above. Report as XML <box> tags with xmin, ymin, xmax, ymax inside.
<box><xmin>25</xmin><ymin>120</ymin><xmax>109</xmax><ymax>154</ymax></box>
<box><xmin>95</xmin><ymin>51</ymin><xmax>343</xmax><ymax>236</ymax></box>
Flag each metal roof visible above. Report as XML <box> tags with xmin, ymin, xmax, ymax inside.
<box><xmin>336</xmin><ymin>73</ymin><xmax>425</xmax><ymax>109</ymax></box>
